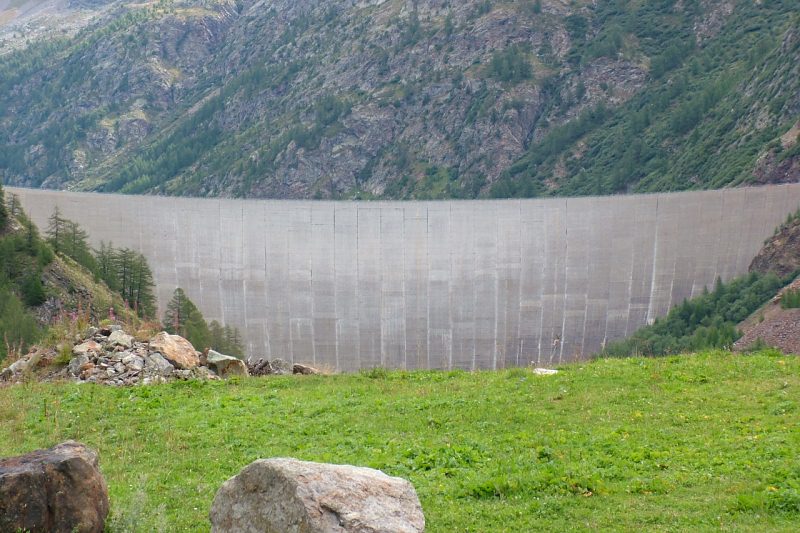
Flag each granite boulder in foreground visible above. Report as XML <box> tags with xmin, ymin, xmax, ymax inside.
<box><xmin>0</xmin><ymin>440</ymin><xmax>109</xmax><ymax>533</ymax></box>
<box><xmin>210</xmin><ymin>458</ymin><xmax>425</xmax><ymax>532</ymax></box>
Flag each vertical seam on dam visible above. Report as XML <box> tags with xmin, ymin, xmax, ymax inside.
<box><xmin>645</xmin><ymin>196</ymin><xmax>660</xmax><ymax>326</ymax></box>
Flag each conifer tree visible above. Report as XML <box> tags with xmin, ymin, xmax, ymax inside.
<box><xmin>110</xmin><ymin>247</ymin><xmax>155</xmax><ymax>318</ymax></box>
<box><xmin>164</xmin><ymin>287</ymin><xmax>191</xmax><ymax>334</ymax></box>
<box><xmin>45</xmin><ymin>206</ymin><xmax>66</xmax><ymax>254</ymax></box>
<box><xmin>64</xmin><ymin>220</ymin><xmax>97</xmax><ymax>273</ymax></box>
<box><xmin>130</xmin><ymin>251</ymin><xmax>156</xmax><ymax>317</ymax></box>
<box><xmin>209</xmin><ymin>320</ymin><xmax>225</xmax><ymax>351</ymax></box>
<box><xmin>223</xmin><ymin>324</ymin><xmax>245</xmax><ymax>358</ymax></box>
<box><xmin>163</xmin><ymin>288</ymin><xmax>210</xmax><ymax>350</ymax></box>
<box><xmin>95</xmin><ymin>241</ymin><xmax>118</xmax><ymax>291</ymax></box>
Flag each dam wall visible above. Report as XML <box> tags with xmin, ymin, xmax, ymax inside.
<box><xmin>8</xmin><ymin>185</ymin><xmax>800</xmax><ymax>370</ymax></box>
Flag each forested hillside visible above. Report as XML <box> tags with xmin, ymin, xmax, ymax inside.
<box><xmin>0</xmin><ymin>0</ymin><xmax>797</xmax><ymax>199</ymax></box>
<box><xmin>0</xmin><ymin>183</ymin><xmax>146</xmax><ymax>361</ymax></box>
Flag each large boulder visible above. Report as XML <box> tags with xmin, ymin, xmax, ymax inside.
<box><xmin>206</xmin><ymin>350</ymin><xmax>249</xmax><ymax>378</ymax></box>
<box><xmin>209</xmin><ymin>458</ymin><xmax>425</xmax><ymax>533</ymax></box>
<box><xmin>148</xmin><ymin>332</ymin><xmax>199</xmax><ymax>369</ymax></box>
<box><xmin>0</xmin><ymin>441</ymin><xmax>109</xmax><ymax>533</ymax></box>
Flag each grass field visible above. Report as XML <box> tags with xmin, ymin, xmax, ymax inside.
<box><xmin>1</xmin><ymin>351</ymin><xmax>798</xmax><ymax>532</ymax></box>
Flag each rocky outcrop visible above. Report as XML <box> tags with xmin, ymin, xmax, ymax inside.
<box><xmin>749</xmin><ymin>217</ymin><xmax>800</xmax><ymax>278</ymax></box>
<box><xmin>0</xmin><ymin>441</ymin><xmax>109</xmax><ymax>533</ymax></box>
<box><xmin>209</xmin><ymin>458</ymin><xmax>425</xmax><ymax>533</ymax></box>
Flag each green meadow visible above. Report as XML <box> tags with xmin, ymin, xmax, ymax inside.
<box><xmin>1</xmin><ymin>351</ymin><xmax>798</xmax><ymax>532</ymax></box>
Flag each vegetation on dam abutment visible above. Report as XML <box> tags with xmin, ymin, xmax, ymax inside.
<box><xmin>1</xmin><ymin>351</ymin><xmax>798</xmax><ymax>531</ymax></box>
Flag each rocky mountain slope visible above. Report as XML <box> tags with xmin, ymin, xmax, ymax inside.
<box><xmin>733</xmin><ymin>213</ymin><xmax>800</xmax><ymax>354</ymax></box>
<box><xmin>0</xmin><ymin>0</ymin><xmax>797</xmax><ymax>199</ymax></box>
<box><xmin>750</xmin><ymin>211</ymin><xmax>800</xmax><ymax>279</ymax></box>
<box><xmin>0</xmin><ymin>0</ymin><xmax>114</xmax><ymax>55</ymax></box>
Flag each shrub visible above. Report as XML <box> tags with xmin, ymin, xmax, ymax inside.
<box><xmin>21</xmin><ymin>271</ymin><xmax>46</xmax><ymax>307</ymax></box>
<box><xmin>780</xmin><ymin>288</ymin><xmax>800</xmax><ymax>309</ymax></box>
<box><xmin>602</xmin><ymin>272</ymin><xmax>788</xmax><ymax>357</ymax></box>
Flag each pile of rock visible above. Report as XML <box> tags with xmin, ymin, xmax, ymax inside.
<box><xmin>1</xmin><ymin>326</ymin><xmax>249</xmax><ymax>385</ymax></box>
<box><xmin>0</xmin><ymin>326</ymin><xmax>328</xmax><ymax>385</ymax></box>
<box><xmin>247</xmin><ymin>358</ymin><xmax>321</xmax><ymax>376</ymax></box>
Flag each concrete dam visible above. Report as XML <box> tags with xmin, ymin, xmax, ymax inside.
<box><xmin>8</xmin><ymin>184</ymin><xmax>800</xmax><ymax>370</ymax></box>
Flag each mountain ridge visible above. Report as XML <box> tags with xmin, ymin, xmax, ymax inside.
<box><xmin>0</xmin><ymin>0</ymin><xmax>797</xmax><ymax>200</ymax></box>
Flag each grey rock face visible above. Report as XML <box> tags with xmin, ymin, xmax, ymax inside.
<box><xmin>0</xmin><ymin>440</ymin><xmax>109</xmax><ymax>533</ymax></box>
<box><xmin>209</xmin><ymin>458</ymin><xmax>425</xmax><ymax>533</ymax></box>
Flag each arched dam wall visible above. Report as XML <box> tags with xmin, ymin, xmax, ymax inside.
<box><xmin>8</xmin><ymin>185</ymin><xmax>800</xmax><ymax>370</ymax></box>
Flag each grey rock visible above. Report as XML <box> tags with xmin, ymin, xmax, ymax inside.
<box><xmin>206</xmin><ymin>350</ymin><xmax>249</xmax><ymax>378</ymax></box>
<box><xmin>209</xmin><ymin>458</ymin><xmax>425</xmax><ymax>533</ymax></box>
<box><xmin>107</xmin><ymin>330</ymin><xmax>133</xmax><ymax>349</ymax></box>
<box><xmin>69</xmin><ymin>354</ymin><xmax>90</xmax><ymax>377</ymax></box>
<box><xmin>145</xmin><ymin>352</ymin><xmax>174</xmax><ymax>376</ymax></box>
<box><xmin>122</xmin><ymin>354</ymin><xmax>145</xmax><ymax>371</ymax></box>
